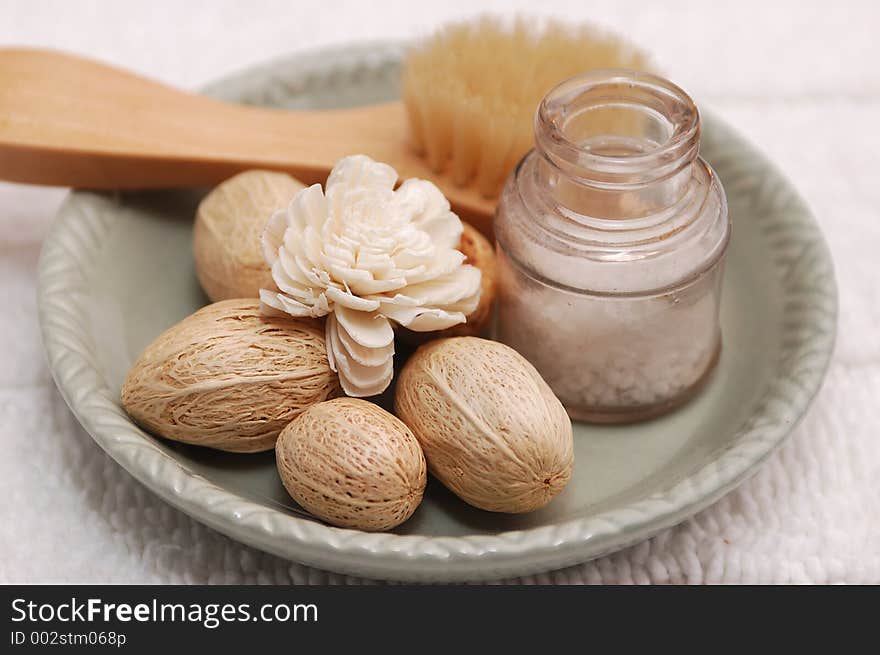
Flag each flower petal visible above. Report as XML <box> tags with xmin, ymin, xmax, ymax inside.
<box><xmin>394</xmin><ymin>178</ymin><xmax>462</xmax><ymax>249</ymax></box>
<box><xmin>324</xmin><ymin>316</ymin><xmax>337</xmax><ymax>373</ymax></box>
<box><xmin>376</xmin><ymin>265</ymin><xmax>482</xmax><ymax>308</ymax></box>
<box><xmin>322</xmin><ymin>237</ymin><xmax>356</xmax><ymax>268</ymax></box>
<box><xmin>379</xmin><ymin>304</ymin><xmax>466</xmax><ymax>331</ymax></box>
<box><xmin>271</xmin><ymin>260</ymin><xmax>313</xmax><ymax>303</ymax></box>
<box><xmin>325</xmin><ymin>285</ymin><xmax>381</xmax><ymax>312</ymax></box>
<box><xmin>326</xmin><ymin>313</ymin><xmax>393</xmax><ymax>397</ymax></box>
<box><xmin>335</xmin><ymin>351</ymin><xmax>394</xmax><ymax>397</ymax></box>
<box><xmin>259</xmin><ymin>295</ymin><xmax>289</xmax><ymax>318</ymax></box>
<box><xmin>328</xmin><ymin>262</ymin><xmax>405</xmax><ymax>295</ymax></box>
<box><xmin>333</xmin><ymin>305</ymin><xmax>394</xmax><ymax>349</ymax></box>
<box><xmin>337</xmin><ymin>318</ymin><xmax>394</xmax><ymax>367</ymax></box>
<box><xmin>259</xmin><ymin>288</ymin><xmax>323</xmax><ymax>317</ymax></box>
<box><xmin>391</xmin><ymin>239</ymin><xmax>435</xmax><ymax>270</ymax></box>
<box><xmin>276</xmin><ymin>248</ymin><xmax>313</xmax><ymax>290</ymax></box>
<box><xmin>436</xmin><ymin>291</ymin><xmax>481</xmax><ymax>317</ymax></box>
<box><xmin>404</xmin><ymin>248</ymin><xmax>467</xmax><ymax>285</ymax></box>
<box><xmin>261</xmin><ymin>207</ymin><xmax>289</xmax><ymax>266</ymax></box>
<box><xmin>300</xmin><ymin>225</ymin><xmax>325</xmax><ymax>269</ymax></box>
<box><xmin>296</xmin><ymin>252</ymin><xmax>330</xmax><ymax>289</ymax></box>
<box><xmin>291</xmin><ymin>183</ymin><xmax>327</xmax><ymax>231</ymax></box>
<box><xmin>354</xmin><ymin>250</ymin><xmax>395</xmax><ymax>278</ymax></box>
<box><xmin>326</xmin><ymin>155</ymin><xmax>398</xmax><ymax>193</ymax></box>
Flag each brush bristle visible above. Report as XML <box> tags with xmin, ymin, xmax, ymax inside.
<box><xmin>402</xmin><ymin>16</ymin><xmax>649</xmax><ymax>198</ymax></box>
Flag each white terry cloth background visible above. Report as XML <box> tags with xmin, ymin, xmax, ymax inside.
<box><xmin>1</xmin><ymin>0</ymin><xmax>878</xmax><ymax>584</ymax></box>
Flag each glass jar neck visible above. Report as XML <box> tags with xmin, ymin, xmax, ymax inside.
<box><xmin>534</xmin><ymin>70</ymin><xmax>701</xmax><ymax>219</ymax></box>
<box><xmin>495</xmin><ymin>69</ymin><xmax>729</xmax><ymax>295</ymax></box>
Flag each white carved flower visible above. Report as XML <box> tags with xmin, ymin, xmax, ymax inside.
<box><xmin>260</xmin><ymin>155</ymin><xmax>482</xmax><ymax>397</ymax></box>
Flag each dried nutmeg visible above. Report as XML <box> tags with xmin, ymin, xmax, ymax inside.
<box><xmin>193</xmin><ymin>170</ymin><xmax>304</xmax><ymax>302</ymax></box>
<box><xmin>121</xmin><ymin>299</ymin><xmax>340</xmax><ymax>452</ymax></box>
<box><xmin>276</xmin><ymin>398</ymin><xmax>427</xmax><ymax>531</ymax></box>
<box><xmin>451</xmin><ymin>221</ymin><xmax>497</xmax><ymax>336</ymax></box>
<box><xmin>395</xmin><ymin>336</ymin><xmax>574</xmax><ymax>513</ymax></box>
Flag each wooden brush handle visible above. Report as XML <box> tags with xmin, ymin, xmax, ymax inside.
<box><xmin>0</xmin><ymin>48</ymin><xmax>495</xmax><ymax>228</ymax></box>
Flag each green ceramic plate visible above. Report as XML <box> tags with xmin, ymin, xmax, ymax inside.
<box><xmin>38</xmin><ymin>43</ymin><xmax>837</xmax><ymax>582</ymax></box>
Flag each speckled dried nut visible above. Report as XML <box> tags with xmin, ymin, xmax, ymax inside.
<box><xmin>276</xmin><ymin>398</ymin><xmax>427</xmax><ymax>531</ymax></box>
<box><xmin>121</xmin><ymin>299</ymin><xmax>340</xmax><ymax>452</ymax></box>
<box><xmin>395</xmin><ymin>336</ymin><xmax>574</xmax><ymax>513</ymax></box>
<box><xmin>452</xmin><ymin>221</ymin><xmax>497</xmax><ymax>335</ymax></box>
<box><xmin>193</xmin><ymin>170</ymin><xmax>304</xmax><ymax>301</ymax></box>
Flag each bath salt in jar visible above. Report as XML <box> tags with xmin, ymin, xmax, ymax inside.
<box><xmin>494</xmin><ymin>70</ymin><xmax>730</xmax><ymax>423</ymax></box>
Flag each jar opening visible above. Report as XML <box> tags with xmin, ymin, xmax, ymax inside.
<box><xmin>535</xmin><ymin>70</ymin><xmax>700</xmax><ymax>187</ymax></box>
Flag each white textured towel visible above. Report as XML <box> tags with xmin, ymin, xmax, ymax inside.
<box><xmin>1</xmin><ymin>0</ymin><xmax>878</xmax><ymax>584</ymax></box>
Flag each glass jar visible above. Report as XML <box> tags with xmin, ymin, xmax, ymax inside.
<box><xmin>494</xmin><ymin>70</ymin><xmax>730</xmax><ymax>423</ymax></box>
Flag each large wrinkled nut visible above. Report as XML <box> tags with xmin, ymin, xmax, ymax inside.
<box><xmin>194</xmin><ymin>170</ymin><xmax>304</xmax><ymax>302</ymax></box>
<box><xmin>121</xmin><ymin>299</ymin><xmax>340</xmax><ymax>452</ymax></box>
<box><xmin>395</xmin><ymin>336</ymin><xmax>574</xmax><ymax>513</ymax></box>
